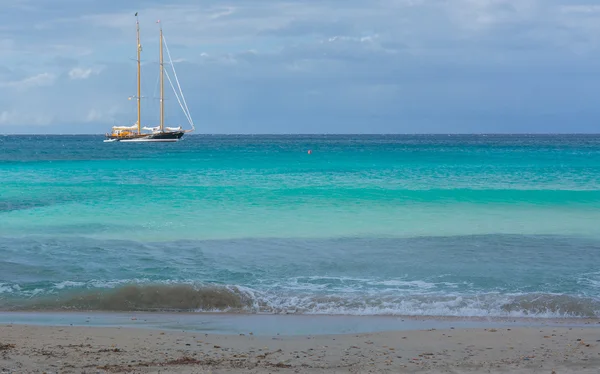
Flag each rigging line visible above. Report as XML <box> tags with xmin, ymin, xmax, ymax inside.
<box><xmin>162</xmin><ymin>35</ymin><xmax>192</xmax><ymax>124</ymax></box>
<box><xmin>165</xmin><ymin>71</ymin><xmax>192</xmax><ymax>128</ymax></box>
<box><xmin>162</xmin><ymin>35</ymin><xmax>194</xmax><ymax>130</ymax></box>
<box><xmin>165</xmin><ymin>69</ymin><xmax>193</xmax><ymax>127</ymax></box>
<box><xmin>165</xmin><ymin>71</ymin><xmax>192</xmax><ymax>127</ymax></box>
<box><xmin>163</xmin><ymin>41</ymin><xmax>193</xmax><ymax>131</ymax></box>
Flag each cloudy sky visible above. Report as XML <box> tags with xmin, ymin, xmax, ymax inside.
<box><xmin>1</xmin><ymin>0</ymin><xmax>600</xmax><ymax>134</ymax></box>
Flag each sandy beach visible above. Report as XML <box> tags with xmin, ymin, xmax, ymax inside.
<box><xmin>1</xmin><ymin>323</ymin><xmax>599</xmax><ymax>373</ymax></box>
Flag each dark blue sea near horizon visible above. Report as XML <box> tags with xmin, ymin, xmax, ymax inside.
<box><xmin>1</xmin><ymin>134</ymin><xmax>600</xmax><ymax>318</ymax></box>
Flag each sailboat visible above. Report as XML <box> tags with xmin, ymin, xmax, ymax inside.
<box><xmin>104</xmin><ymin>13</ymin><xmax>195</xmax><ymax>142</ymax></box>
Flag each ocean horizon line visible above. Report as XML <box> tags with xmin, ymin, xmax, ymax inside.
<box><xmin>2</xmin><ymin>132</ymin><xmax>600</xmax><ymax>137</ymax></box>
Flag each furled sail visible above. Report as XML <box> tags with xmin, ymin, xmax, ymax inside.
<box><xmin>112</xmin><ymin>124</ymin><xmax>138</xmax><ymax>131</ymax></box>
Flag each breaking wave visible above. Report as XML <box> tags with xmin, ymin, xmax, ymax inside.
<box><xmin>1</xmin><ymin>282</ymin><xmax>599</xmax><ymax>318</ymax></box>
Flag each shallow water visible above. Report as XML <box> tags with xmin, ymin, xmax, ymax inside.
<box><xmin>0</xmin><ymin>312</ymin><xmax>595</xmax><ymax>336</ymax></box>
<box><xmin>1</xmin><ymin>134</ymin><xmax>600</xmax><ymax>317</ymax></box>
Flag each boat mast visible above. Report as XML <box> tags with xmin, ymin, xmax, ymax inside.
<box><xmin>159</xmin><ymin>21</ymin><xmax>164</xmax><ymax>132</ymax></box>
<box><xmin>136</xmin><ymin>13</ymin><xmax>142</xmax><ymax>134</ymax></box>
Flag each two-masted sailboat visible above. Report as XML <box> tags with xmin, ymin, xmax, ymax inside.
<box><xmin>105</xmin><ymin>13</ymin><xmax>195</xmax><ymax>142</ymax></box>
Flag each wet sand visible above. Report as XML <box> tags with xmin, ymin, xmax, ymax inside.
<box><xmin>1</xmin><ymin>323</ymin><xmax>600</xmax><ymax>373</ymax></box>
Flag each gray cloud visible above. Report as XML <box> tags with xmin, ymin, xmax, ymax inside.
<box><xmin>1</xmin><ymin>0</ymin><xmax>600</xmax><ymax>133</ymax></box>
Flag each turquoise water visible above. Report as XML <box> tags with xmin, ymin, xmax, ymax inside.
<box><xmin>1</xmin><ymin>134</ymin><xmax>600</xmax><ymax>317</ymax></box>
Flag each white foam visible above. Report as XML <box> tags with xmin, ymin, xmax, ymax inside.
<box><xmin>251</xmin><ymin>292</ymin><xmax>600</xmax><ymax>318</ymax></box>
<box><xmin>4</xmin><ymin>279</ymin><xmax>600</xmax><ymax>318</ymax></box>
<box><xmin>367</xmin><ymin>280</ymin><xmax>438</xmax><ymax>289</ymax></box>
<box><xmin>0</xmin><ymin>283</ymin><xmax>18</xmax><ymax>294</ymax></box>
<box><xmin>53</xmin><ymin>281</ymin><xmax>86</xmax><ymax>290</ymax></box>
